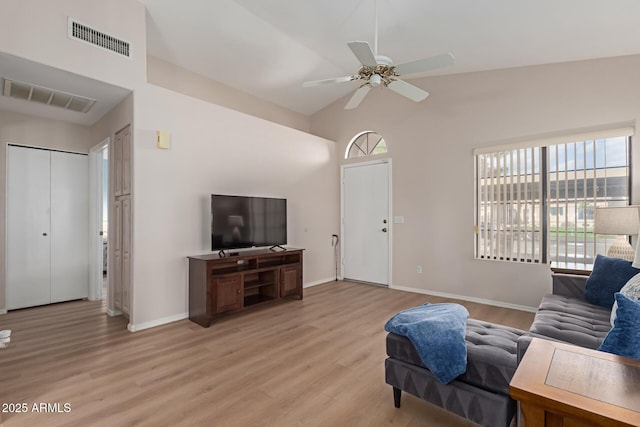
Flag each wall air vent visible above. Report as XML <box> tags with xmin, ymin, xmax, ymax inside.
<box><xmin>2</xmin><ymin>78</ymin><xmax>96</xmax><ymax>113</ymax></box>
<box><xmin>68</xmin><ymin>18</ymin><xmax>131</xmax><ymax>58</ymax></box>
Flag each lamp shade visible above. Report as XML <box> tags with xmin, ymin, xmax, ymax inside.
<box><xmin>594</xmin><ymin>206</ymin><xmax>640</xmax><ymax>236</ymax></box>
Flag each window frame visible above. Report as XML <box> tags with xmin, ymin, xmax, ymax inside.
<box><xmin>474</xmin><ymin>131</ymin><xmax>633</xmax><ymax>264</ymax></box>
<box><xmin>345</xmin><ymin>131</ymin><xmax>387</xmax><ymax>159</ymax></box>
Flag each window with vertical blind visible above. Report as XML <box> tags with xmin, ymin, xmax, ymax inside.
<box><xmin>474</xmin><ymin>129</ymin><xmax>632</xmax><ymax>264</ymax></box>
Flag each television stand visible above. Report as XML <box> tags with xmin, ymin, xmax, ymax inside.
<box><xmin>269</xmin><ymin>245</ymin><xmax>286</xmax><ymax>251</ymax></box>
<box><xmin>187</xmin><ymin>248</ymin><xmax>304</xmax><ymax>327</ymax></box>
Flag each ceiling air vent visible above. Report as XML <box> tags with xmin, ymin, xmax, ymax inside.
<box><xmin>2</xmin><ymin>78</ymin><xmax>96</xmax><ymax>113</ymax></box>
<box><xmin>68</xmin><ymin>18</ymin><xmax>131</xmax><ymax>58</ymax></box>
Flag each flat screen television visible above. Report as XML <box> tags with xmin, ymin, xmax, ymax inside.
<box><xmin>211</xmin><ymin>194</ymin><xmax>287</xmax><ymax>251</ymax></box>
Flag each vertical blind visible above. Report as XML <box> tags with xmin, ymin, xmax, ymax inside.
<box><xmin>475</xmin><ymin>128</ymin><xmax>632</xmax><ymax>264</ymax></box>
<box><xmin>476</xmin><ymin>147</ymin><xmax>543</xmax><ymax>262</ymax></box>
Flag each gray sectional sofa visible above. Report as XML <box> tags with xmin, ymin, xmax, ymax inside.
<box><xmin>385</xmin><ymin>273</ymin><xmax>611</xmax><ymax>427</ymax></box>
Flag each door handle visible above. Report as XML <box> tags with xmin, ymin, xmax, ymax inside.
<box><xmin>382</xmin><ymin>228</ymin><xmax>387</xmax><ymax>232</ymax></box>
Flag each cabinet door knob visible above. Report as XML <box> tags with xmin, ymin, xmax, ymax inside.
<box><xmin>236</xmin><ymin>290</ymin><xmax>241</xmax><ymax>294</ymax></box>
<box><xmin>42</xmin><ymin>232</ymin><xmax>48</xmax><ymax>236</ymax></box>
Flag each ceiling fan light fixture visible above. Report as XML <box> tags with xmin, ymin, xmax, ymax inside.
<box><xmin>302</xmin><ymin>0</ymin><xmax>455</xmax><ymax>109</ymax></box>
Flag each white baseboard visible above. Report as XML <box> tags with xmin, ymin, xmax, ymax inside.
<box><xmin>107</xmin><ymin>309</ymin><xmax>122</xmax><ymax>317</ymax></box>
<box><xmin>127</xmin><ymin>312</ymin><xmax>188</xmax><ymax>332</ymax></box>
<box><xmin>303</xmin><ymin>277</ymin><xmax>336</xmax><ymax>288</ymax></box>
<box><xmin>390</xmin><ymin>285</ymin><xmax>538</xmax><ymax>313</ymax></box>
<box><xmin>0</xmin><ymin>309</ymin><xmax>6</xmax><ymax>315</ymax></box>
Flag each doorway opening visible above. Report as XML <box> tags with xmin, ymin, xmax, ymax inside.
<box><xmin>89</xmin><ymin>139</ymin><xmax>109</xmax><ymax>304</ymax></box>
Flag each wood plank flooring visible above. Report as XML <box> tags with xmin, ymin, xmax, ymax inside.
<box><xmin>0</xmin><ymin>281</ymin><xmax>534</xmax><ymax>426</ymax></box>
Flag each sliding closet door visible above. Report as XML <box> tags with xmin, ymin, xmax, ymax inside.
<box><xmin>50</xmin><ymin>151</ymin><xmax>89</xmax><ymax>303</ymax></box>
<box><xmin>6</xmin><ymin>146</ymin><xmax>52</xmax><ymax>309</ymax></box>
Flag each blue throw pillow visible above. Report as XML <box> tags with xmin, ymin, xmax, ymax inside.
<box><xmin>598</xmin><ymin>293</ymin><xmax>640</xmax><ymax>360</ymax></box>
<box><xmin>610</xmin><ymin>272</ymin><xmax>640</xmax><ymax>326</ymax></box>
<box><xmin>584</xmin><ymin>255</ymin><xmax>640</xmax><ymax>308</ymax></box>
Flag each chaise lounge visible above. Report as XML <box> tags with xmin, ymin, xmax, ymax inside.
<box><xmin>385</xmin><ymin>256</ymin><xmax>637</xmax><ymax>427</ymax></box>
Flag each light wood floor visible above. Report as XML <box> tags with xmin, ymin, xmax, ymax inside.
<box><xmin>0</xmin><ymin>281</ymin><xmax>534</xmax><ymax>427</ymax></box>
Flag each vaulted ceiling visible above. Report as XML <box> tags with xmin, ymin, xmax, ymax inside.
<box><xmin>141</xmin><ymin>0</ymin><xmax>640</xmax><ymax>116</ymax></box>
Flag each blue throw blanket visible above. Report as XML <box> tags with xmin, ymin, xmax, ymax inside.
<box><xmin>384</xmin><ymin>303</ymin><xmax>469</xmax><ymax>384</ymax></box>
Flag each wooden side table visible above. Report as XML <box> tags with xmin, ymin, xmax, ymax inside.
<box><xmin>510</xmin><ymin>338</ymin><xmax>640</xmax><ymax>427</ymax></box>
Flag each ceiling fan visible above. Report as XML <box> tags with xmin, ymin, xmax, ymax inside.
<box><xmin>303</xmin><ymin>1</ymin><xmax>455</xmax><ymax>109</ymax></box>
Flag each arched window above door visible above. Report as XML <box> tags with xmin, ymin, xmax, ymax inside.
<box><xmin>345</xmin><ymin>131</ymin><xmax>387</xmax><ymax>159</ymax></box>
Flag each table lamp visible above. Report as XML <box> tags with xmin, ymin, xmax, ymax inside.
<box><xmin>594</xmin><ymin>206</ymin><xmax>640</xmax><ymax>261</ymax></box>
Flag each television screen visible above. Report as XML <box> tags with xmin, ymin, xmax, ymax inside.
<box><xmin>211</xmin><ymin>194</ymin><xmax>287</xmax><ymax>250</ymax></box>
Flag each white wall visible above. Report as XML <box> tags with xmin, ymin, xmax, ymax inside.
<box><xmin>0</xmin><ymin>0</ymin><xmax>146</xmax><ymax>90</ymax></box>
<box><xmin>147</xmin><ymin>56</ymin><xmax>311</xmax><ymax>133</ymax></box>
<box><xmin>311</xmin><ymin>54</ymin><xmax>640</xmax><ymax>309</ymax></box>
<box><xmin>131</xmin><ymin>84</ymin><xmax>339</xmax><ymax>329</ymax></box>
<box><xmin>0</xmin><ymin>111</ymin><xmax>93</xmax><ymax>312</ymax></box>
<box><xmin>92</xmin><ymin>94</ymin><xmax>134</xmax><ymax>145</ymax></box>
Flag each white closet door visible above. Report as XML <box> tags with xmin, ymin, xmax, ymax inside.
<box><xmin>7</xmin><ymin>146</ymin><xmax>52</xmax><ymax>309</ymax></box>
<box><xmin>50</xmin><ymin>151</ymin><xmax>89</xmax><ymax>303</ymax></box>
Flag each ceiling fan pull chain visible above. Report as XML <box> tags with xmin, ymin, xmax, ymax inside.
<box><xmin>373</xmin><ymin>0</ymin><xmax>378</xmax><ymax>55</ymax></box>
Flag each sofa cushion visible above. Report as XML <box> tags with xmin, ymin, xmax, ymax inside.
<box><xmin>598</xmin><ymin>293</ymin><xmax>640</xmax><ymax>360</ymax></box>
<box><xmin>530</xmin><ymin>294</ymin><xmax>611</xmax><ymax>349</ymax></box>
<box><xmin>611</xmin><ymin>272</ymin><xmax>640</xmax><ymax>326</ymax></box>
<box><xmin>584</xmin><ymin>255</ymin><xmax>639</xmax><ymax>308</ymax></box>
<box><xmin>386</xmin><ymin>319</ymin><xmax>527</xmax><ymax>395</ymax></box>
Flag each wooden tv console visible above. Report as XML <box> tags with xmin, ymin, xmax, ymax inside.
<box><xmin>187</xmin><ymin>248</ymin><xmax>303</xmax><ymax>327</ymax></box>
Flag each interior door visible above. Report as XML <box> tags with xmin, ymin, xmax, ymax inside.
<box><xmin>113</xmin><ymin>199</ymin><xmax>123</xmax><ymax>311</ymax></box>
<box><xmin>342</xmin><ymin>161</ymin><xmax>390</xmax><ymax>285</ymax></box>
<box><xmin>6</xmin><ymin>146</ymin><xmax>52</xmax><ymax>309</ymax></box>
<box><xmin>50</xmin><ymin>151</ymin><xmax>89</xmax><ymax>303</ymax></box>
<box><xmin>121</xmin><ymin>196</ymin><xmax>131</xmax><ymax>315</ymax></box>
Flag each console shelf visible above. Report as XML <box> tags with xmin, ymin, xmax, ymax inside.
<box><xmin>188</xmin><ymin>248</ymin><xmax>304</xmax><ymax>327</ymax></box>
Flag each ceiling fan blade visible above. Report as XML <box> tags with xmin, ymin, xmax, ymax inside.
<box><xmin>345</xmin><ymin>85</ymin><xmax>371</xmax><ymax>109</ymax></box>
<box><xmin>302</xmin><ymin>75</ymin><xmax>359</xmax><ymax>87</ymax></box>
<box><xmin>347</xmin><ymin>41</ymin><xmax>378</xmax><ymax>67</ymax></box>
<box><xmin>394</xmin><ymin>53</ymin><xmax>455</xmax><ymax>76</ymax></box>
<box><xmin>387</xmin><ymin>80</ymin><xmax>429</xmax><ymax>102</ymax></box>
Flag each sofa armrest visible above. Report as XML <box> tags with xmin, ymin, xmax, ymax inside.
<box><xmin>516</xmin><ymin>335</ymin><xmax>533</xmax><ymax>365</ymax></box>
<box><xmin>516</xmin><ymin>333</ymin><xmax>567</xmax><ymax>365</ymax></box>
<box><xmin>552</xmin><ymin>273</ymin><xmax>588</xmax><ymax>300</ymax></box>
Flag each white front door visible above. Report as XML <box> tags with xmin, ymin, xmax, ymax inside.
<box><xmin>342</xmin><ymin>160</ymin><xmax>390</xmax><ymax>285</ymax></box>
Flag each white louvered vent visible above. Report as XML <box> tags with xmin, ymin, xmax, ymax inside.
<box><xmin>2</xmin><ymin>78</ymin><xmax>96</xmax><ymax>113</ymax></box>
<box><xmin>68</xmin><ymin>18</ymin><xmax>131</xmax><ymax>58</ymax></box>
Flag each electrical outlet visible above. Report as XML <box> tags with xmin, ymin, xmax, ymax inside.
<box><xmin>416</xmin><ymin>265</ymin><xmax>423</xmax><ymax>274</ymax></box>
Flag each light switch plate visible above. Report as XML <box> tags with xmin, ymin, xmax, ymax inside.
<box><xmin>157</xmin><ymin>130</ymin><xmax>170</xmax><ymax>149</ymax></box>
